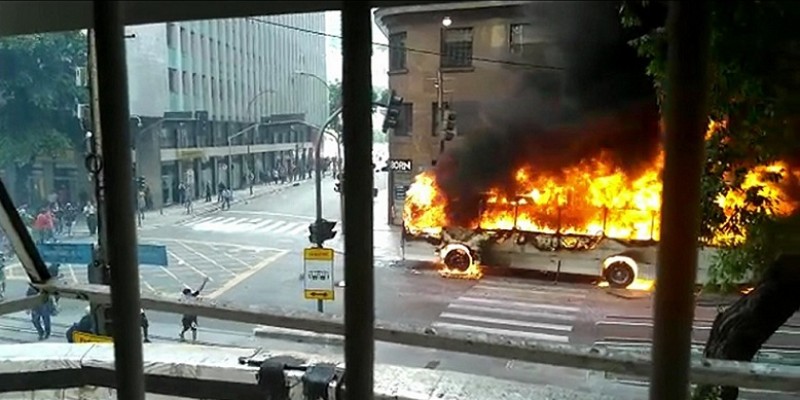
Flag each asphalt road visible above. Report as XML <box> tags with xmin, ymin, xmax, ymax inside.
<box><xmin>0</xmin><ymin>172</ymin><xmax>797</xmax><ymax>399</ymax></box>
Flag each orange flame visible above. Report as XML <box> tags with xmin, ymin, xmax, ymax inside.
<box><xmin>404</xmin><ymin>120</ymin><xmax>799</xmax><ymax>250</ymax></box>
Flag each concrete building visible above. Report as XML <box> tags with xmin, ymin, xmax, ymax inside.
<box><xmin>126</xmin><ymin>14</ymin><xmax>327</xmax><ymax>208</ymax></box>
<box><xmin>375</xmin><ymin>1</ymin><xmax>565</xmax><ymax>225</ymax></box>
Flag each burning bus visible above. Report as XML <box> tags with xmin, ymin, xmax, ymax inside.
<box><xmin>401</xmin><ymin>124</ymin><xmax>799</xmax><ymax>289</ymax></box>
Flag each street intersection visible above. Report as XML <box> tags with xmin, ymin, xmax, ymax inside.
<box><xmin>0</xmin><ymin>173</ymin><xmax>797</xmax><ymax>399</ymax></box>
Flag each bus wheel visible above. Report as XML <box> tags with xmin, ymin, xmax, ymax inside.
<box><xmin>442</xmin><ymin>245</ymin><xmax>472</xmax><ymax>272</ymax></box>
<box><xmin>604</xmin><ymin>261</ymin><xmax>635</xmax><ymax>288</ymax></box>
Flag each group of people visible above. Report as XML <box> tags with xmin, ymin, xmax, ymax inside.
<box><xmin>61</xmin><ymin>276</ymin><xmax>209</xmax><ymax>344</ymax></box>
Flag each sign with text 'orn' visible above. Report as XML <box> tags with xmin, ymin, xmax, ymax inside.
<box><xmin>303</xmin><ymin>248</ymin><xmax>334</xmax><ymax>301</ymax></box>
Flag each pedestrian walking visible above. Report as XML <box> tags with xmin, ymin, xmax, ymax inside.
<box><xmin>83</xmin><ymin>201</ymin><xmax>97</xmax><ymax>235</ymax></box>
<box><xmin>221</xmin><ymin>188</ymin><xmax>232</xmax><ymax>210</ymax></box>
<box><xmin>137</xmin><ymin>190</ymin><xmax>147</xmax><ymax>226</ymax></box>
<box><xmin>27</xmin><ymin>285</ymin><xmax>56</xmax><ymax>340</ymax></box>
<box><xmin>141</xmin><ymin>308</ymin><xmax>151</xmax><ymax>343</ymax></box>
<box><xmin>205</xmin><ymin>182</ymin><xmax>212</xmax><ymax>203</ymax></box>
<box><xmin>179</xmin><ymin>277</ymin><xmax>209</xmax><ymax>343</ymax></box>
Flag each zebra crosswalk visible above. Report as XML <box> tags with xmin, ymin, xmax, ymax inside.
<box><xmin>432</xmin><ymin>279</ymin><xmax>587</xmax><ymax>343</ymax></box>
<box><xmin>179</xmin><ymin>215</ymin><xmax>311</xmax><ymax>236</ymax></box>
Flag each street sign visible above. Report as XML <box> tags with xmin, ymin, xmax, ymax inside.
<box><xmin>138</xmin><ymin>244</ymin><xmax>168</xmax><ymax>266</ymax></box>
<box><xmin>38</xmin><ymin>243</ymin><xmax>93</xmax><ymax>264</ymax></box>
<box><xmin>72</xmin><ymin>330</ymin><xmax>113</xmax><ymax>343</ymax></box>
<box><xmin>303</xmin><ymin>248</ymin><xmax>334</xmax><ymax>300</ymax></box>
<box><xmin>389</xmin><ymin>159</ymin><xmax>413</xmax><ymax>172</ymax></box>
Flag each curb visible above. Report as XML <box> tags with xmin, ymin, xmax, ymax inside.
<box><xmin>252</xmin><ymin>325</ymin><xmax>344</xmax><ymax>346</ymax></box>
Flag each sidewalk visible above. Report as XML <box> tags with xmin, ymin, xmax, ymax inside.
<box><xmin>69</xmin><ymin>178</ymin><xmax>314</xmax><ymax>234</ymax></box>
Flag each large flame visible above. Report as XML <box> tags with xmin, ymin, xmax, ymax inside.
<box><xmin>404</xmin><ymin>120</ymin><xmax>799</xmax><ymax>248</ymax></box>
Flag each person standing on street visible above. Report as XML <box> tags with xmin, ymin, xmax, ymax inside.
<box><xmin>83</xmin><ymin>201</ymin><xmax>97</xmax><ymax>236</ymax></box>
<box><xmin>179</xmin><ymin>277</ymin><xmax>209</xmax><ymax>343</ymax></box>
<box><xmin>137</xmin><ymin>190</ymin><xmax>146</xmax><ymax>227</ymax></box>
<box><xmin>27</xmin><ymin>285</ymin><xmax>55</xmax><ymax>340</ymax></box>
<box><xmin>205</xmin><ymin>182</ymin><xmax>212</xmax><ymax>203</ymax></box>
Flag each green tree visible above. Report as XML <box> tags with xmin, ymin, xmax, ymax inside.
<box><xmin>327</xmin><ymin>80</ymin><xmax>392</xmax><ymax>146</ymax></box>
<box><xmin>621</xmin><ymin>3</ymin><xmax>800</xmax><ymax>399</ymax></box>
<box><xmin>620</xmin><ymin>1</ymin><xmax>800</xmax><ymax>287</ymax></box>
<box><xmin>0</xmin><ymin>31</ymin><xmax>88</xmax><ymax>205</ymax></box>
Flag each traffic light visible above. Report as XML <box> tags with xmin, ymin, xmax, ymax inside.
<box><xmin>382</xmin><ymin>90</ymin><xmax>404</xmax><ymax>133</ymax></box>
<box><xmin>308</xmin><ymin>219</ymin><xmax>338</xmax><ymax>246</ymax></box>
<box><xmin>136</xmin><ymin>176</ymin><xmax>146</xmax><ymax>191</ymax></box>
<box><xmin>443</xmin><ymin>109</ymin><xmax>458</xmax><ymax>141</ymax></box>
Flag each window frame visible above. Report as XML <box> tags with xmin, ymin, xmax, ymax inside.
<box><xmin>388</xmin><ymin>32</ymin><xmax>407</xmax><ymax>72</ymax></box>
<box><xmin>440</xmin><ymin>26</ymin><xmax>473</xmax><ymax>69</ymax></box>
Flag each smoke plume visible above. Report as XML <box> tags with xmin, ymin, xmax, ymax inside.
<box><xmin>434</xmin><ymin>1</ymin><xmax>663</xmax><ymax>226</ymax></box>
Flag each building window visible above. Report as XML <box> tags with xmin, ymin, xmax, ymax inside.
<box><xmin>180</xmin><ymin>27</ymin><xmax>188</xmax><ymax>53</ymax></box>
<box><xmin>168</xmin><ymin>68</ymin><xmax>179</xmax><ymax>93</ymax></box>
<box><xmin>388</xmin><ymin>32</ymin><xmax>407</xmax><ymax>72</ymax></box>
<box><xmin>509</xmin><ymin>23</ymin><xmax>548</xmax><ymax>63</ymax></box>
<box><xmin>166</xmin><ymin>23</ymin><xmax>177</xmax><ymax>49</ymax></box>
<box><xmin>192</xmin><ymin>73</ymin><xmax>199</xmax><ymax>96</ymax></box>
<box><xmin>182</xmin><ymin>71</ymin><xmax>189</xmax><ymax>95</ymax></box>
<box><xmin>395</xmin><ymin>103</ymin><xmax>413</xmax><ymax>136</ymax></box>
<box><xmin>211</xmin><ymin>77</ymin><xmax>217</xmax><ymax>99</ymax></box>
<box><xmin>441</xmin><ymin>27</ymin><xmax>473</xmax><ymax>68</ymax></box>
<box><xmin>431</xmin><ymin>101</ymin><xmax>450</xmax><ymax>136</ymax></box>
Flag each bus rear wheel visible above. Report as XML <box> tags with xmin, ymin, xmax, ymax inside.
<box><xmin>604</xmin><ymin>261</ymin><xmax>635</xmax><ymax>289</ymax></box>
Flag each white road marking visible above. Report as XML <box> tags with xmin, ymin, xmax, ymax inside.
<box><xmin>439</xmin><ymin>312</ymin><xmax>573</xmax><ymax>332</ymax></box>
<box><xmin>167</xmin><ymin>250</ymin><xmax>210</xmax><ymax>279</ymax></box>
<box><xmin>473</xmin><ymin>283</ymin><xmax>587</xmax><ymax>299</ymax></box>
<box><xmin>207</xmin><ymin>250</ymin><xmax>288</xmax><ymax>299</ymax></box>
<box><xmin>457</xmin><ymin>296</ymin><xmax>580</xmax><ymax>313</ymax></box>
<box><xmin>431</xmin><ymin>322</ymin><xmax>570</xmax><ymax>343</ymax></box>
<box><xmin>158</xmin><ymin>266</ymin><xmax>185</xmax><ymax>287</ymax></box>
<box><xmin>68</xmin><ymin>265</ymin><xmax>78</xmax><ymax>284</ymax></box>
<box><xmin>173</xmin><ymin>241</ymin><xmax>235</xmax><ymax>276</ymax></box>
<box><xmin>143</xmin><ymin>238</ymin><xmax>284</xmax><ymax>253</ymax></box>
<box><xmin>222</xmin><ymin>210</ymin><xmax>315</xmax><ymax>220</ymax></box>
<box><xmin>447</xmin><ymin>303</ymin><xmax>577</xmax><ymax>321</ymax></box>
<box><xmin>476</xmin><ymin>280</ymin><xmax>589</xmax><ymax>294</ymax></box>
<box><xmin>139</xmin><ymin>273</ymin><xmax>156</xmax><ymax>292</ymax></box>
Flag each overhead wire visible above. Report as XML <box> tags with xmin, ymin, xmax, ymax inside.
<box><xmin>247</xmin><ymin>17</ymin><xmax>563</xmax><ymax>71</ymax></box>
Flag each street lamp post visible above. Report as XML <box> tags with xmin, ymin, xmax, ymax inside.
<box><xmin>226</xmin><ymin>123</ymin><xmax>259</xmax><ymax>190</ymax></box>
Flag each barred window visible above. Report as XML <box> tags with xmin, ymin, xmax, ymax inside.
<box><xmin>389</xmin><ymin>32</ymin><xmax>407</xmax><ymax>71</ymax></box>
<box><xmin>440</xmin><ymin>27</ymin><xmax>473</xmax><ymax>68</ymax></box>
<box><xmin>395</xmin><ymin>103</ymin><xmax>413</xmax><ymax>136</ymax></box>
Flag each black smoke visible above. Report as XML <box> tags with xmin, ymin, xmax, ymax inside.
<box><xmin>435</xmin><ymin>1</ymin><xmax>665</xmax><ymax>226</ymax></box>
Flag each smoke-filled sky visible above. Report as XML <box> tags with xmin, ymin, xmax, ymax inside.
<box><xmin>435</xmin><ymin>1</ymin><xmax>663</xmax><ymax>225</ymax></box>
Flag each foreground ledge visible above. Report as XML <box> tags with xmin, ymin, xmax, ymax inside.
<box><xmin>0</xmin><ymin>343</ymin><xmax>615</xmax><ymax>400</ymax></box>
<box><xmin>42</xmin><ymin>283</ymin><xmax>800</xmax><ymax>393</ymax></box>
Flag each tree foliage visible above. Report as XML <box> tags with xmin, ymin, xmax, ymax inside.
<box><xmin>327</xmin><ymin>80</ymin><xmax>391</xmax><ymax>145</ymax></box>
<box><xmin>0</xmin><ymin>31</ymin><xmax>88</xmax><ymax>168</ymax></box>
<box><xmin>620</xmin><ymin>1</ymin><xmax>800</xmax><ymax>288</ymax></box>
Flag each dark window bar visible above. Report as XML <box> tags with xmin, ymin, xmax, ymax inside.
<box><xmin>341</xmin><ymin>3</ymin><xmax>376</xmax><ymax>399</ymax></box>
<box><xmin>0</xmin><ymin>2</ymin><xmax>722</xmax><ymax>399</ymax></box>
<box><xmin>93</xmin><ymin>1</ymin><xmax>147</xmax><ymax>399</ymax></box>
<box><xmin>650</xmin><ymin>3</ymin><xmax>711</xmax><ymax>400</ymax></box>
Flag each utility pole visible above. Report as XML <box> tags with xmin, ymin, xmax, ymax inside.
<box><xmin>427</xmin><ymin>70</ymin><xmax>454</xmax><ymax>157</ymax></box>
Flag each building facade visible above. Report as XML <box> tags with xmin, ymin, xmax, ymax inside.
<box><xmin>126</xmin><ymin>14</ymin><xmax>327</xmax><ymax>208</ymax></box>
<box><xmin>375</xmin><ymin>1</ymin><xmax>565</xmax><ymax>225</ymax></box>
